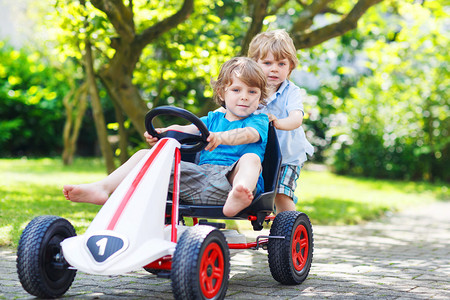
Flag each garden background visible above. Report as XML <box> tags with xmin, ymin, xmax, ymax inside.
<box><xmin>0</xmin><ymin>0</ymin><xmax>448</xmax><ymax>247</ymax></box>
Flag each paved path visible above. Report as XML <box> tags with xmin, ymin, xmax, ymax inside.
<box><xmin>1</xmin><ymin>202</ymin><xmax>449</xmax><ymax>299</ymax></box>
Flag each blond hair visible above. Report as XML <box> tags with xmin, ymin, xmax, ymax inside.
<box><xmin>211</xmin><ymin>57</ymin><xmax>268</xmax><ymax>107</ymax></box>
<box><xmin>248</xmin><ymin>29</ymin><xmax>298</xmax><ymax>75</ymax></box>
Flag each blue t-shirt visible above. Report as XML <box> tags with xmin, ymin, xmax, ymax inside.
<box><xmin>199</xmin><ymin>111</ymin><xmax>269</xmax><ymax>194</ymax></box>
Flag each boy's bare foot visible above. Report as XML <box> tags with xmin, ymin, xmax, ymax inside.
<box><xmin>223</xmin><ymin>184</ymin><xmax>254</xmax><ymax>217</ymax></box>
<box><xmin>63</xmin><ymin>183</ymin><xmax>109</xmax><ymax>205</ymax></box>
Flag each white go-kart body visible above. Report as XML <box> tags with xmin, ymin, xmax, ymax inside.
<box><xmin>16</xmin><ymin>106</ymin><xmax>313</xmax><ymax>300</ymax></box>
<box><xmin>62</xmin><ymin>138</ymin><xmax>183</xmax><ymax>275</ymax></box>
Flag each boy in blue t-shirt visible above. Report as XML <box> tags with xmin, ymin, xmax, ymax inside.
<box><xmin>63</xmin><ymin>57</ymin><xmax>269</xmax><ymax>217</ymax></box>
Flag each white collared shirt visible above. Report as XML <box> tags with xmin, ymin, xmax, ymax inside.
<box><xmin>256</xmin><ymin>80</ymin><xmax>314</xmax><ymax>165</ymax></box>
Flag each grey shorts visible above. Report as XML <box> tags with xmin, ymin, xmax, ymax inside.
<box><xmin>168</xmin><ymin>161</ymin><xmax>236</xmax><ymax>205</ymax></box>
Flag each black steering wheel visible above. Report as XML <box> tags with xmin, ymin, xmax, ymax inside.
<box><xmin>145</xmin><ymin>106</ymin><xmax>209</xmax><ymax>153</ymax></box>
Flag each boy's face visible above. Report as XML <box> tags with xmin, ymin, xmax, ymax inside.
<box><xmin>222</xmin><ymin>74</ymin><xmax>261</xmax><ymax>121</ymax></box>
<box><xmin>257</xmin><ymin>52</ymin><xmax>291</xmax><ymax>90</ymax></box>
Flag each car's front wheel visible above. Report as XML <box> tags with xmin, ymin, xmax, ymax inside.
<box><xmin>17</xmin><ymin>215</ymin><xmax>76</xmax><ymax>298</ymax></box>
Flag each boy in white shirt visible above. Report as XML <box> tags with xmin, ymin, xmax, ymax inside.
<box><xmin>248</xmin><ymin>29</ymin><xmax>314</xmax><ymax>212</ymax></box>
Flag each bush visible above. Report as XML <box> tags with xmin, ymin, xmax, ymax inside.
<box><xmin>0</xmin><ymin>41</ymin><xmax>69</xmax><ymax>156</ymax></box>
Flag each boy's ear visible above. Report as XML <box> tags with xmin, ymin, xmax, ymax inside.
<box><xmin>218</xmin><ymin>90</ymin><xmax>225</xmax><ymax>101</ymax></box>
<box><xmin>217</xmin><ymin>91</ymin><xmax>226</xmax><ymax>108</ymax></box>
<box><xmin>288</xmin><ymin>61</ymin><xmax>296</xmax><ymax>77</ymax></box>
<box><xmin>220</xmin><ymin>96</ymin><xmax>226</xmax><ymax>108</ymax></box>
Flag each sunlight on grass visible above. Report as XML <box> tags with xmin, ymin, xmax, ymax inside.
<box><xmin>0</xmin><ymin>158</ymin><xmax>448</xmax><ymax>247</ymax></box>
<box><xmin>0</xmin><ymin>225</ymin><xmax>13</xmax><ymax>245</ymax></box>
<box><xmin>0</xmin><ymin>157</ymin><xmax>105</xmax><ymax>247</ymax></box>
<box><xmin>297</xmin><ymin>168</ymin><xmax>448</xmax><ymax>225</ymax></box>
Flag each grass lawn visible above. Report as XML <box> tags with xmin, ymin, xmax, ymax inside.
<box><xmin>1</xmin><ymin>157</ymin><xmax>448</xmax><ymax>247</ymax></box>
<box><xmin>298</xmin><ymin>168</ymin><xmax>448</xmax><ymax>225</ymax></box>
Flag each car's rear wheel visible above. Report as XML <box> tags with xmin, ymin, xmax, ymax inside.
<box><xmin>268</xmin><ymin>211</ymin><xmax>313</xmax><ymax>284</ymax></box>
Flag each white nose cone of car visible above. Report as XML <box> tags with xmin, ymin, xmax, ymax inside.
<box><xmin>61</xmin><ymin>138</ymin><xmax>181</xmax><ymax>275</ymax></box>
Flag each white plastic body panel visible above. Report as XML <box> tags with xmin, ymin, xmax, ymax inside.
<box><xmin>61</xmin><ymin>138</ymin><xmax>180</xmax><ymax>275</ymax></box>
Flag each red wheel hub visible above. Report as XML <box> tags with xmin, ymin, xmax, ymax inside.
<box><xmin>291</xmin><ymin>224</ymin><xmax>309</xmax><ymax>271</ymax></box>
<box><xmin>200</xmin><ymin>242</ymin><xmax>224</xmax><ymax>298</ymax></box>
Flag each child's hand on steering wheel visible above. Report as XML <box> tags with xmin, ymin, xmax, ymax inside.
<box><xmin>205</xmin><ymin>132</ymin><xmax>223</xmax><ymax>152</ymax></box>
<box><xmin>144</xmin><ymin>129</ymin><xmax>164</xmax><ymax>147</ymax></box>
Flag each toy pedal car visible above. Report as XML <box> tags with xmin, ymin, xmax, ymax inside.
<box><xmin>16</xmin><ymin>106</ymin><xmax>313</xmax><ymax>299</ymax></box>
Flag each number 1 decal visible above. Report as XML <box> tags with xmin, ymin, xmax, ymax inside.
<box><xmin>96</xmin><ymin>237</ymin><xmax>108</xmax><ymax>256</ymax></box>
<box><xmin>87</xmin><ymin>235</ymin><xmax>125</xmax><ymax>263</ymax></box>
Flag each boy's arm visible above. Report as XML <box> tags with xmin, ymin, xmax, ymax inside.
<box><xmin>268</xmin><ymin>110</ymin><xmax>303</xmax><ymax>131</ymax></box>
<box><xmin>205</xmin><ymin>127</ymin><xmax>260</xmax><ymax>151</ymax></box>
<box><xmin>144</xmin><ymin>124</ymin><xmax>199</xmax><ymax>146</ymax></box>
<box><xmin>164</xmin><ymin>124</ymin><xmax>199</xmax><ymax>134</ymax></box>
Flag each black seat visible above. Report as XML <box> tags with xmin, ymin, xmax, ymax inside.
<box><xmin>168</xmin><ymin>123</ymin><xmax>282</xmax><ymax>230</ymax></box>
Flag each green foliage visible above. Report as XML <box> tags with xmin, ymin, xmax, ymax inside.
<box><xmin>295</xmin><ymin>29</ymin><xmax>366</xmax><ymax>163</ymax></box>
<box><xmin>294</xmin><ymin>1</ymin><xmax>449</xmax><ymax>182</ymax></box>
<box><xmin>0</xmin><ymin>42</ymin><xmax>69</xmax><ymax>156</ymax></box>
<box><xmin>329</xmin><ymin>1</ymin><xmax>449</xmax><ymax>181</ymax></box>
<box><xmin>134</xmin><ymin>0</ymin><xmax>248</xmax><ymax>115</ymax></box>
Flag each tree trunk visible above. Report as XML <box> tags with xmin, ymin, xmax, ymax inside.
<box><xmin>62</xmin><ymin>81</ymin><xmax>88</xmax><ymax>165</ymax></box>
<box><xmin>84</xmin><ymin>38</ymin><xmax>116</xmax><ymax>174</ymax></box>
<box><xmin>91</xmin><ymin>0</ymin><xmax>194</xmax><ymax>140</ymax></box>
<box><xmin>113</xmin><ymin>100</ymin><xmax>129</xmax><ymax>164</ymax></box>
<box><xmin>99</xmin><ymin>63</ymin><xmax>148</xmax><ymax>138</ymax></box>
<box><xmin>239</xmin><ymin>0</ymin><xmax>270</xmax><ymax>56</ymax></box>
<box><xmin>62</xmin><ymin>85</ymin><xmax>75</xmax><ymax>165</ymax></box>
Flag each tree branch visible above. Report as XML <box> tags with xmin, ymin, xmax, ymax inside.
<box><xmin>321</xmin><ymin>7</ymin><xmax>343</xmax><ymax>15</ymax></box>
<box><xmin>134</xmin><ymin>0</ymin><xmax>194</xmax><ymax>50</ymax></box>
<box><xmin>239</xmin><ymin>0</ymin><xmax>270</xmax><ymax>56</ymax></box>
<box><xmin>291</xmin><ymin>0</ymin><xmax>334</xmax><ymax>32</ymax></box>
<box><xmin>295</xmin><ymin>0</ymin><xmax>308</xmax><ymax>8</ymax></box>
<box><xmin>268</xmin><ymin>0</ymin><xmax>289</xmax><ymax>16</ymax></box>
<box><xmin>128</xmin><ymin>0</ymin><xmax>134</xmax><ymax>21</ymax></box>
<box><xmin>90</xmin><ymin>0</ymin><xmax>135</xmax><ymax>42</ymax></box>
<box><xmin>291</xmin><ymin>0</ymin><xmax>383</xmax><ymax>49</ymax></box>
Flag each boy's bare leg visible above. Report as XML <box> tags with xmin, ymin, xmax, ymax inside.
<box><xmin>275</xmin><ymin>193</ymin><xmax>296</xmax><ymax>213</ymax></box>
<box><xmin>63</xmin><ymin>149</ymin><xmax>149</xmax><ymax>204</ymax></box>
<box><xmin>223</xmin><ymin>153</ymin><xmax>261</xmax><ymax>217</ymax></box>
<box><xmin>63</xmin><ymin>183</ymin><xmax>109</xmax><ymax>205</ymax></box>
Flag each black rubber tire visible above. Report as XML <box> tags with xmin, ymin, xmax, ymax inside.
<box><xmin>171</xmin><ymin>226</ymin><xmax>230</xmax><ymax>300</ymax></box>
<box><xmin>17</xmin><ymin>215</ymin><xmax>77</xmax><ymax>298</ymax></box>
<box><xmin>268</xmin><ymin>211</ymin><xmax>313</xmax><ymax>285</ymax></box>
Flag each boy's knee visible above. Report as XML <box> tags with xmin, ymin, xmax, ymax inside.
<box><xmin>136</xmin><ymin>149</ymin><xmax>149</xmax><ymax>155</ymax></box>
<box><xmin>133</xmin><ymin>149</ymin><xmax>150</xmax><ymax>160</ymax></box>
<box><xmin>241</xmin><ymin>153</ymin><xmax>261</xmax><ymax>166</ymax></box>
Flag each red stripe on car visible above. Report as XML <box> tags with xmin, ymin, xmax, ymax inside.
<box><xmin>107</xmin><ymin>139</ymin><xmax>169</xmax><ymax>230</ymax></box>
